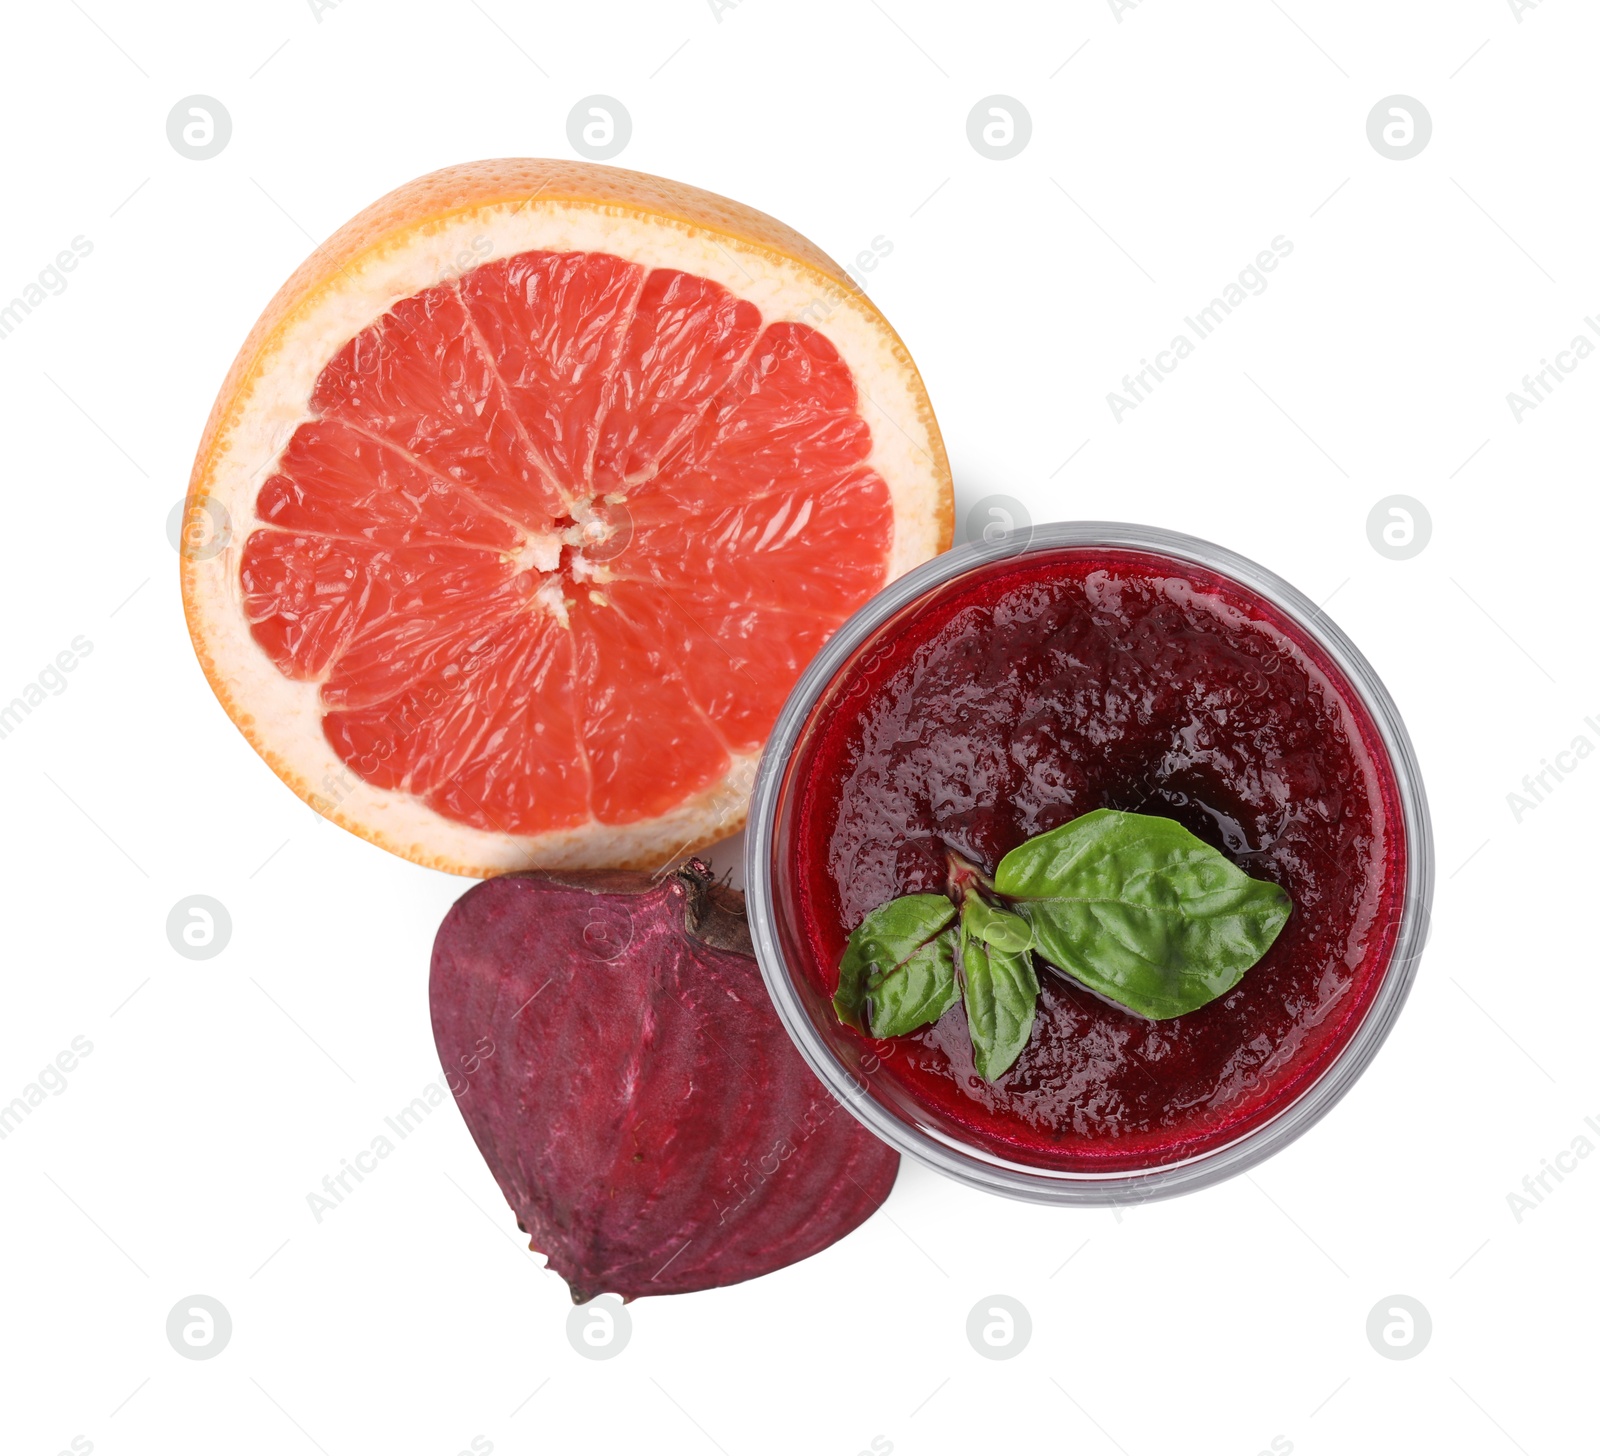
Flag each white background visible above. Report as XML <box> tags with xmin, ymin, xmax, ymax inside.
<box><xmin>0</xmin><ymin>1</ymin><xmax>1592</xmax><ymax>1453</ymax></box>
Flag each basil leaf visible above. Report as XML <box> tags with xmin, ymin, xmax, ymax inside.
<box><xmin>958</xmin><ymin>900</ymin><xmax>1039</xmax><ymax>1082</ymax></box>
<box><xmin>834</xmin><ymin>894</ymin><xmax>958</xmax><ymax>1036</ymax></box>
<box><xmin>869</xmin><ymin>933</ymin><xmax>960</xmax><ymax>1037</ymax></box>
<box><xmin>962</xmin><ymin>895</ymin><xmax>1034</xmax><ymax>954</ymax></box>
<box><xmin>996</xmin><ymin>808</ymin><xmax>1291</xmax><ymax>1020</ymax></box>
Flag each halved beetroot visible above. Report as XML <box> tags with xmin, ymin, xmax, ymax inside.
<box><xmin>429</xmin><ymin>860</ymin><xmax>899</xmax><ymax>1301</ymax></box>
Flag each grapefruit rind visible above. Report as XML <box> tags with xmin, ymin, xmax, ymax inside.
<box><xmin>182</xmin><ymin>160</ymin><xmax>953</xmax><ymax>877</ymax></box>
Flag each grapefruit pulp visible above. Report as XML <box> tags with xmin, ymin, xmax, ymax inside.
<box><xmin>182</xmin><ymin>160</ymin><xmax>953</xmax><ymax>875</ymax></box>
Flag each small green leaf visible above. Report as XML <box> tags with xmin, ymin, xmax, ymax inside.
<box><xmin>962</xmin><ymin>895</ymin><xmax>1034</xmax><ymax>954</ymax></box>
<box><xmin>958</xmin><ymin>899</ymin><xmax>1039</xmax><ymax>1082</ymax></box>
<box><xmin>996</xmin><ymin>808</ymin><xmax>1291</xmax><ymax>1020</ymax></box>
<box><xmin>834</xmin><ymin>894</ymin><xmax>959</xmax><ymax>1037</ymax></box>
<box><xmin>869</xmin><ymin>935</ymin><xmax>960</xmax><ymax>1037</ymax></box>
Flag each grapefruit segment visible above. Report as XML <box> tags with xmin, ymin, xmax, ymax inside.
<box><xmin>311</xmin><ymin>284</ymin><xmax>568</xmax><ymax>527</ymax></box>
<box><xmin>457</xmin><ymin>250</ymin><xmax>644</xmax><ymax>494</ymax></box>
<box><xmin>659</xmin><ymin>321</ymin><xmax>872</xmax><ymax>488</ymax></box>
<box><xmin>317</xmin><ymin>552</ymin><xmax>528</xmax><ymax>714</ymax></box>
<box><xmin>619</xmin><ymin>466</ymin><xmax>895</xmax><ymax>613</ymax></box>
<box><xmin>604</xmin><ymin>582</ymin><xmax>841</xmax><ymax>755</ymax></box>
<box><xmin>592</xmin><ymin>267</ymin><xmax>763</xmax><ymax>491</ymax></box>
<box><xmin>422</xmin><ymin>612</ymin><xmax>589</xmax><ymax>835</ymax></box>
<box><xmin>238</xmin><ymin>531</ymin><xmax>393</xmax><ymax>682</ymax></box>
<box><xmin>569</xmin><ymin>589</ymin><xmax>730</xmax><ymax>824</ymax></box>
<box><xmin>257</xmin><ymin>421</ymin><xmax>521</xmax><ymax>551</ymax></box>
<box><xmin>183</xmin><ymin>160</ymin><xmax>953</xmax><ymax>875</ymax></box>
<box><xmin>321</xmin><ymin>607</ymin><xmax>591</xmax><ymax>836</ymax></box>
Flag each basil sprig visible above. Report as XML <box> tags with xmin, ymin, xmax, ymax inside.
<box><xmin>957</xmin><ymin>898</ymin><xmax>1040</xmax><ymax>1082</ymax></box>
<box><xmin>833</xmin><ymin>809</ymin><xmax>1292</xmax><ymax>1082</ymax></box>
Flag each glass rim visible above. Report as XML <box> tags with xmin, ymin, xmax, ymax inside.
<box><xmin>744</xmin><ymin>520</ymin><xmax>1434</xmax><ymax>1206</ymax></box>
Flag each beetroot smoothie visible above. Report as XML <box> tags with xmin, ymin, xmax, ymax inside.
<box><xmin>786</xmin><ymin>547</ymin><xmax>1407</xmax><ymax>1172</ymax></box>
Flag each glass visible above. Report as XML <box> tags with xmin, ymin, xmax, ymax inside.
<box><xmin>744</xmin><ymin>522</ymin><xmax>1433</xmax><ymax>1205</ymax></box>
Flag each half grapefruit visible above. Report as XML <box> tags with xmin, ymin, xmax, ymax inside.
<box><xmin>182</xmin><ymin>159</ymin><xmax>952</xmax><ymax>875</ymax></box>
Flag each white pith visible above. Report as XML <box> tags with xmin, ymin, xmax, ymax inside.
<box><xmin>186</xmin><ymin>199</ymin><xmax>947</xmax><ymax>876</ymax></box>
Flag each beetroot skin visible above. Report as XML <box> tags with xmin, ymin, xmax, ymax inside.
<box><xmin>429</xmin><ymin>861</ymin><xmax>899</xmax><ymax>1302</ymax></box>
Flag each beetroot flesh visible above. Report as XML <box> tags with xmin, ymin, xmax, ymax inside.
<box><xmin>429</xmin><ymin>861</ymin><xmax>899</xmax><ymax>1302</ymax></box>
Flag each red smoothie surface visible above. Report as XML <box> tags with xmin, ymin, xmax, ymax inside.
<box><xmin>788</xmin><ymin>547</ymin><xmax>1406</xmax><ymax>1171</ymax></box>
